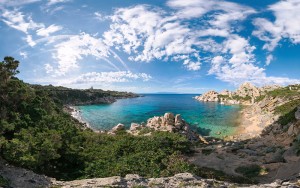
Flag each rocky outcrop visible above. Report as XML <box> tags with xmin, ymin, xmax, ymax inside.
<box><xmin>235</xmin><ymin>82</ymin><xmax>261</xmax><ymax>98</ymax></box>
<box><xmin>0</xmin><ymin>158</ymin><xmax>52</xmax><ymax>188</ymax></box>
<box><xmin>52</xmin><ymin>173</ymin><xmax>300</xmax><ymax>188</ymax></box>
<box><xmin>145</xmin><ymin>113</ymin><xmax>199</xmax><ymax>141</ymax></box>
<box><xmin>109</xmin><ymin>113</ymin><xmax>200</xmax><ymax>141</ymax></box>
<box><xmin>194</xmin><ymin>82</ymin><xmax>282</xmax><ymax>105</ymax></box>
<box><xmin>195</xmin><ymin>90</ymin><xmax>219</xmax><ymax>102</ymax></box>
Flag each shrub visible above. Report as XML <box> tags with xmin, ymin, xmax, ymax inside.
<box><xmin>0</xmin><ymin>175</ymin><xmax>9</xmax><ymax>187</ymax></box>
<box><xmin>235</xmin><ymin>165</ymin><xmax>267</xmax><ymax>178</ymax></box>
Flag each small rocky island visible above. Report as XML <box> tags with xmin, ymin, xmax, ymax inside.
<box><xmin>107</xmin><ymin>113</ymin><xmax>200</xmax><ymax>141</ymax></box>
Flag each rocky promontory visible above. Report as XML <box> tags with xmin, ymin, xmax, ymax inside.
<box><xmin>195</xmin><ymin>82</ymin><xmax>280</xmax><ymax>105</ymax></box>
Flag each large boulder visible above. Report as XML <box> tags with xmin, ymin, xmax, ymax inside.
<box><xmin>147</xmin><ymin>116</ymin><xmax>162</xmax><ymax>127</ymax></box>
<box><xmin>111</xmin><ymin>123</ymin><xmax>125</xmax><ymax>133</ymax></box>
<box><xmin>175</xmin><ymin>114</ymin><xmax>184</xmax><ymax>128</ymax></box>
<box><xmin>130</xmin><ymin>123</ymin><xmax>140</xmax><ymax>131</ymax></box>
<box><xmin>163</xmin><ymin>113</ymin><xmax>175</xmax><ymax>125</ymax></box>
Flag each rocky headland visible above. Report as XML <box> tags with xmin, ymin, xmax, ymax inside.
<box><xmin>194</xmin><ymin>82</ymin><xmax>280</xmax><ymax>105</ymax></box>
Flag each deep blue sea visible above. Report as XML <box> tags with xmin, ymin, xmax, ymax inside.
<box><xmin>77</xmin><ymin>94</ymin><xmax>241</xmax><ymax>137</ymax></box>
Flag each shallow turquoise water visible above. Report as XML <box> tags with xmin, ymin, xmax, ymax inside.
<box><xmin>77</xmin><ymin>94</ymin><xmax>240</xmax><ymax>137</ymax></box>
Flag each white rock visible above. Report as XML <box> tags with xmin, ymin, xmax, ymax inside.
<box><xmin>111</xmin><ymin>123</ymin><xmax>125</xmax><ymax>132</ymax></box>
<box><xmin>130</xmin><ymin>123</ymin><xmax>140</xmax><ymax>131</ymax></box>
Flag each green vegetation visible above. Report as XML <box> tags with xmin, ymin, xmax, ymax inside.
<box><xmin>31</xmin><ymin>84</ymin><xmax>138</xmax><ymax>105</ymax></box>
<box><xmin>232</xmin><ymin>95</ymin><xmax>251</xmax><ymax>102</ymax></box>
<box><xmin>267</xmin><ymin>85</ymin><xmax>300</xmax><ymax>99</ymax></box>
<box><xmin>0</xmin><ymin>175</ymin><xmax>9</xmax><ymax>187</ymax></box>
<box><xmin>275</xmin><ymin>99</ymin><xmax>300</xmax><ymax>125</ymax></box>
<box><xmin>255</xmin><ymin>95</ymin><xmax>265</xmax><ymax>102</ymax></box>
<box><xmin>235</xmin><ymin>165</ymin><xmax>267</xmax><ymax>180</ymax></box>
<box><xmin>218</xmin><ymin>94</ymin><xmax>252</xmax><ymax>102</ymax></box>
<box><xmin>218</xmin><ymin>94</ymin><xmax>230</xmax><ymax>99</ymax></box>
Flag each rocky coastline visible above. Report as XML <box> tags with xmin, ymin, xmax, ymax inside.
<box><xmin>57</xmin><ymin>83</ymin><xmax>300</xmax><ymax>187</ymax></box>
<box><xmin>194</xmin><ymin>82</ymin><xmax>280</xmax><ymax>105</ymax></box>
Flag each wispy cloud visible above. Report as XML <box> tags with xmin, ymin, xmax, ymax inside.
<box><xmin>1</xmin><ymin>9</ymin><xmax>43</xmax><ymax>33</ymax></box>
<box><xmin>70</xmin><ymin>71</ymin><xmax>152</xmax><ymax>84</ymax></box>
<box><xmin>253</xmin><ymin>0</ymin><xmax>300</xmax><ymax>51</ymax></box>
<box><xmin>266</xmin><ymin>54</ymin><xmax>273</xmax><ymax>66</ymax></box>
<box><xmin>0</xmin><ymin>0</ymin><xmax>40</xmax><ymax>7</ymax></box>
<box><xmin>47</xmin><ymin>0</ymin><xmax>71</xmax><ymax>6</ymax></box>
<box><xmin>36</xmin><ymin>24</ymin><xmax>62</xmax><ymax>37</ymax></box>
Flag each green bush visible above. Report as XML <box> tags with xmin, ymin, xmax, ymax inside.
<box><xmin>235</xmin><ymin>165</ymin><xmax>267</xmax><ymax>178</ymax></box>
<box><xmin>0</xmin><ymin>175</ymin><xmax>9</xmax><ymax>187</ymax></box>
<box><xmin>275</xmin><ymin>99</ymin><xmax>300</xmax><ymax>125</ymax></box>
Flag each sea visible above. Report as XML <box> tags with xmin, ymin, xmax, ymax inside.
<box><xmin>77</xmin><ymin>94</ymin><xmax>241</xmax><ymax>138</ymax></box>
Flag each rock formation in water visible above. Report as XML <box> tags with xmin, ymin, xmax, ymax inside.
<box><xmin>109</xmin><ymin>113</ymin><xmax>200</xmax><ymax>141</ymax></box>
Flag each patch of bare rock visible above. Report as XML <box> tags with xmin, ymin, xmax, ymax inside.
<box><xmin>52</xmin><ymin>172</ymin><xmax>300</xmax><ymax>188</ymax></box>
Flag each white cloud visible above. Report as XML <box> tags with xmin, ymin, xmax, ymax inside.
<box><xmin>94</xmin><ymin>12</ymin><xmax>107</xmax><ymax>21</ymax></box>
<box><xmin>19</xmin><ymin>51</ymin><xmax>28</xmax><ymax>59</ymax></box>
<box><xmin>266</xmin><ymin>54</ymin><xmax>273</xmax><ymax>66</ymax></box>
<box><xmin>0</xmin><ymin>0</ymin><xmax>40</xmax><ymax>7</ymax></box>
<box><xmin>26</xmin><ymin>35</ymin><xmax>36</xmax><ymax>47</ymax></box>
<box><xmin>102</xmin><ymin>3</ymin><xmax>299</xmax><ymax>85</ymax></box>
<box><xmin>36</xmin><ymin>24</ymin><xmax>62</xmax><ymax>37</ymax></box>
<box><xmin>103</xmin><ymin>5</ymin><xmax>200</xmax><ymax>71</ymax></box>
<box><xmin>167</xmin><ymin>0</ymin><xmax>256</xmax><ymax>28</ymax></box>
<box><xmin>47</xmin><ymin>0</ymin><xmax>70</xmax><ymax>6</ymax></box>
<box><xmin>207</xmin><ymin>35</ymin><xmax>299</xmax><ymax>85</ymax></box>
<box><xmin>183</xmin><ymin>60</ymin><xmax>201</xmax><ymax>71</ymax></box>
<box><xmin>45</xmin><ymin>63</ymin><xmax>54</xmax><ymax>74</ymax></box>
<box><xmin>253</xmin><ymin>0</ymin><xmax>300</xmax><ymax>51</ymax></box>
<box><xmin>51</xmin><ymin>33</ymin><xmax>111</xmax><ymax>75</ymax></box>
<box><xmin>70</xmin><ymin>71</ymin><xmax>152</xmax><ymax>84</ymax></box>
<box><xmin>1</xmin><ymin>9</ymin><xmax>43</xmax><ymax>34</ymax></box>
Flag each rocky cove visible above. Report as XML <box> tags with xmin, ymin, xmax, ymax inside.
<box><xmin>1</xmin><ymin>82</ymin><xmax>300</xmax><ymax>187</ymax></box>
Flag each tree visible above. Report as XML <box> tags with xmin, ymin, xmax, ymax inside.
<box><xmin>0</xmin><ymin>56</ymin><xmax>20</xmax><ymax>84</ymax></box>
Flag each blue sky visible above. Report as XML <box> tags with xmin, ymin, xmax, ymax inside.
<box><xmin>0</xmin><ymin>0</ymin><xmax>299</xmax><ymax>93</ymax></box>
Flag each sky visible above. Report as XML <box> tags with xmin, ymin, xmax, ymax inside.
<box><xmin>0</xmin><ymin>0</ymin><xmax>300</xmax><ymax>93</ymax></box>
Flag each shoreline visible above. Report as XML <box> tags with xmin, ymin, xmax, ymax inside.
<box><xmin>65</xmin><ymin>105</ymin><xmax>95</xmax><ymax>131</ymax></box>
<box><xmin>66</xmin><ymin>95</ymin><xmax>266</xmax><ymax>141</ymax></box>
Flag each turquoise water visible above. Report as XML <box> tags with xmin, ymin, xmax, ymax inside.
<box><xmin>77</xmin><ymin>94</ymin><xmax>240</xmax><ymax>137</ymax></box>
